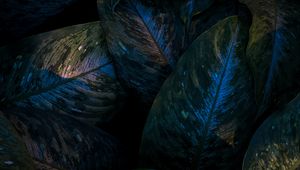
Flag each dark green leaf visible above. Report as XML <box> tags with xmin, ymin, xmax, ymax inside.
<box><xmin>140</xmin><ymin>16</ymin><xmax>256</xmax><ymax>169</ymax></box>
<box><xmin>239</xmin><ymin>0</ymin><xmax>300</xmax><ymax>115</ymax></box>
<box><xmin>152</xmin><ymin>0</ymin><xmax>215</xmax><ymax>26</ymax></box>
<box><xmin>243</xmin><ymin>94</ymin><xmax>300</xmax><ymax>170</ymax></box>
<box><xmin>0</xmin><ymin>112</ymin><xmax>35</xmax><ymax>170</ymax></box>
<box><xmin>2</xmin><ymin>106</ymin><xmax>125</xmax><ymax>170</ymax></box>
<box><xmin>0</xmin><ymin>22</ymin><xmax>126</xmax><ymax>126</ymax></box>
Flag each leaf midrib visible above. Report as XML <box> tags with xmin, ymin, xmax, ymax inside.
<box><xmin>192</xmin><ymin>23</ymin><xmax>239</xmax><ymax>168</ymax></box>
<box><xmin>129</xmin><ymin>0</ymin><xmax>173</xmax><ymax>65</ymax></box>
<box><xmin>6</xmin><ymin>61</ymin><xmax>112</xmax><ymax>104</ymax></box>
<box><xmin>259</xmin><ymin>0</ymin><xmax>279</xmax><ymax>113</ymax></box>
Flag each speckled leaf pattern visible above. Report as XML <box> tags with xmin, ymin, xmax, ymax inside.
<box><xmin>239</xmin><ymin>0</ymin><xmax>300</xmax><ymax>115</ymax></box>
<box><xmin>0</xmin><ymin>22</ymin><xmax>128</xmax><ymax>169</ymax></box>
<box><xmin>140</xmin><ymin>16</ymin><xmax>256</xmax><ymax>170</ymax></box>
<box><xmin>0</xmin><ymin>0</ymin><xmax>299</xmax><ymax>169</ymax></box>
<box><xmin>0</xmin><ymin>22</ymin><xmax>126</xmax><ymax>126</ymax></box>
<box><xmin>97</xmin><ymin>0</ymin><xmax>185</xmax><ymax>104</ymax></box>
<box><xmin>1</xmin><ymin>107</ymin><xmax>125</xmax><ymax>170</ymax></box>
<box><xmin>97</xmin><ymin>0</ymin><xmax>247</xmax><ymax>106</ymax></box>
<box><xmin>243</xmin><ymin>94</ymin><xmax>300</xmax><ymax>170</ymax></box>
<box><xmin>0</xmin><ymin>112</ymin><xmax>35</xmax><ymax>170</ymax></box>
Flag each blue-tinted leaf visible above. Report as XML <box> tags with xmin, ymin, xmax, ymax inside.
<box><xmin>239</xmin><ymin>0</ymin><xmax>300</xmax><ymax>116</ymax></box>
<box><xmin>97</xmin><ymin>0</ymin><xmax>246</xmax><ymax>106</ymax></box>
<box><xmin>97</xmin><ymin>0</ymin><xmax>185</xmax><ymax>104</ymax></box>
<box><xmin>0</xmin><ymin>22</ymin><xmax>126</xmax><ymax>126</ymax></box>
<box><xmin>140</xmin><ymin>16</ymin><xmax>256</xmax><ymax>169</ymax></box>
<box><xmin>0</xmin><ymin>22</ymin><xmax>128</xmax><ymax>169</ymax></box>
<box><xmin>243</xmin><ymin>94</ymin><xmax>300</xmax><ymax>170</ymax></box>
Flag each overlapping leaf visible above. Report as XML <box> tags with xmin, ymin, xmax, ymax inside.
<box><xmin>140</xmin><ymin>16</ymin><xmax>256</xmax><ymax>169</ymax></box>
<box><xmin>2</xmin><ymin>107</ymin><xmax>125</xmax><ymax>170</ymax></box>
<box><xmin>0</xmin><ymin>22</ymin><xmax>128</xmax><ymax>169</ymax></box>
<box><xmin>0</xmin><ymin>21</ymin><xmax>126</xmax><ymax>126</ymax></box>
<box><xmin>152</xmin><ymin>0</ymin><xmax>215</xmax><ymax>28</ymax></box>
<box><xmin>97</xmin><ymin>0</ymin><xmax>185</xmax><ymax>104</ymax></box>
<box><xmin>239</xmin><ymin>0</ymin><xmax>300</xmax><ymax>116</ymax></box>
<box><xmin>97</xmin><ymin>0</ymin><xmax>246</xmax><ymax>106</ymax></box>
<box><xmin>243</xmin><ymin>94</ymin><xmax>300</xmax><ymax>170</ymax></box>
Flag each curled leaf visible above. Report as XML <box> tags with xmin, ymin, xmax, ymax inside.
<box><xmin>243</xmin><ymin>94</ymin><xmax>300</xmax><ymax>170</ymax></box>
<box><xmin>140</xmin><ymin>16</ymin><xmax>256</xmax><ymax>169</ymax></box>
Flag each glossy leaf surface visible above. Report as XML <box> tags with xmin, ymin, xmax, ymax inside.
<box><xmin>97</xmin><ymin>0</ymin><xmax>185</xmax><ymax>104</ymax></box>
<box><xmin>0</xmin><ymin>22</ymin><xmax>128</xmax><ymax>169</ymax></box>
<box><xmin>239</xmin><ymin>0</ymin><xmax>300</xmax><ymax>115</ymax></box>
<box><xmin>97</xmin><ymin>0</ymin><xmax>245</xmax><ymax>106</ymax></box>
<box><xmin>243</xmin><ymin>94</ymin><xmax>300</xmax><ymax>170</ymax></box>
<box><xmin>140</xmin><ymin>16</ymin><xmax>256</xmax><ymax>169</ymax></box>
<box><xmin>0</xmin><ymin>22</ymin><xmax>126</xmax><ymax>126</ymax></box>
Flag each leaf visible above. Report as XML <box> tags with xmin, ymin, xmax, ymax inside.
<box><xmin>0</xmin><ymin>21</ymin><xmax>126</xmax><ymax>126</ymax></box>
<box><xmin>242</xmin><ymin>94</ymin><xmax>300</xmax><ymax>170</ymax></box>
<box><xmin>0</xmin><ymin>22</ymin><xmax>128</xmax><ymax>169</ymax></box>
<box><xmin>139</xmin><ymin>16</ymin><xmax>256</xmax><ymax>169</ymax></box>
<box><xmin>239</xmin><ymin>0</ymin><xmax>300</xmax><ymax>115</ymax></box>
<box><xmin>97</xmin><ymin>0</ymin><xmax>185</xmax><ymax>104</ymax></box>
<box><xmin>0</xmin><ymin>112</ymin><xmax>35</xmax><ymax>170</ymax></box>
<box><xmin>180</xmin><ymin>0</ymin><xmax>215</xmax><ymax>17</ymax></box>
<box><xmin>152</xmin><ymin>0</ymin><xmax>215</xmax><ymax>26</ymax></box>
<box><xmin>97</xmin><ymin>0</ymin><xmax>246</xmax><ymax>106</ymax></box>
<box><xmin>188</xmin><ymin>1</ymin><xmax>251</xmax><ymax>44</ymax></box>
<box><xmin>1</xmin><ymin>106</ymin><xmax>126</xmax><ymax>170</ymax></box>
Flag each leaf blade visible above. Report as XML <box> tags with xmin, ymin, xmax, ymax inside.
<box><xmin>243</xmin><ymin>94</ymin><xmax>300</xmax><ymax>170</ymax></box>
<box><xmin>1</xmin><ymin>106</ymin><xmax>126</xmax><ymax>170</ymax></box>
<box><xmin>140</xmin><ymin>16</ymin><xmax>256</xmax><ymax>169</ymax></box>
<box><xmin>0</xmin><ymin>112</ymin><xmax>35</xmax><ymax>170</ymax></box>
<box><xmin>97</xmin><ymin>0</ymin><xmax>185</xmax><ymax>104</ymax></box>
<box><xmin>0</xmin><ymin>22</ymin><xmax>126</xmax><ymax>126</ymax></box>
<box><xmin>239</xmin><ymin>0</ymin><xmax>300</xmax><ymax>116</ymax></box>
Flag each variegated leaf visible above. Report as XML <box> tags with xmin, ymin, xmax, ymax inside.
<box><xmin>243</xmin><ymin>94</ymin><xmax>300</xmax><ymax>170</ymax></box>
<box><xmin>140</xmin><ymin>16</ymin><xmax>256</xmax><ymax>170</ymax></box>
<box><xmin>239</xmin><ymin>0</ymin><xmax>300</xmax><ymax>116</ymax></box>
<box><xmin>0</xmin><ymin>22</ymin><xmax>128</xmax><ymax>169</ymax></box>
<box><xmin>0</xmin><ymin>21</ymin><xmax>126</xmax><ymax>126</ymax></box>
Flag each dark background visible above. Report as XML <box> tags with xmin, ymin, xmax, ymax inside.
<box><xmin>0</xmin><ymin>0</ymin><xmax>99</xmax><ymax>47</ymax></box>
